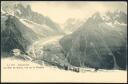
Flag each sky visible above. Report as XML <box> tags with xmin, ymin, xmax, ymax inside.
<box><xmin>3</xmin><ymin>1</ymin><xmax>127</xmax><ymax>24</ymax></box>
<box><xmin>28</xmin><ymin>1</ymin><xmax>127</xmax><ymax>24</ymax></box>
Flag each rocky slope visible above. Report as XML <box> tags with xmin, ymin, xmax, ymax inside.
<box><xmin>59</xmin><ymin>11</ymin><xmax>127</xmax><ymax>70</ymax></box>
<box><xmin>1</xmin><ymin>13</ymin><xmax>38</xmax><ymax>57</ymax></box>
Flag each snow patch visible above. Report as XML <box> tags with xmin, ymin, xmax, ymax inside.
<box><xmin>114</xmin><ymin>20</ymin><xmax>127</xmax><ymax>26</ymax></box>
<box><xmin>15</xmin><ymin>9</ymin><xmax>22</xmax><ymax>15</ymax></box>
<box><xmin>105</xmin><ymin>22</ymin><xmax>114</xmax><ymax>27</ymax></box>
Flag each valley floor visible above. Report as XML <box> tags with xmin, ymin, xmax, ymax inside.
<box><xmin>1</xmin><ymin>58</ymin><xmax>127</xmax><ymax>83</ymax></box>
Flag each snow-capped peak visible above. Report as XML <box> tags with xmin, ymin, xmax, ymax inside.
<box><xmin>92</xmin><ymin>12</ymin><xmax>103</xmax><ymax>20</ymax></box>
<box><xmin>90</xmin><ymin>11</ymin><xmax>127</xmax><ymax>25</ymax></box>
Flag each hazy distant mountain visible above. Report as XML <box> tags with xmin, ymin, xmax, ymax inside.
<box><xmin>60</xmin><ymin>11</ymin><xmax>127</xmax><ymax>70</ymax></box>
<box><xmin>1</xmin><ymin>14</ymin><xmax>38</xmax><ymax>56</ymax></box>
<box><xmin>63</xmin><ymin>18</ymin><xmax>84</xmax><ymax>33</ymax></box>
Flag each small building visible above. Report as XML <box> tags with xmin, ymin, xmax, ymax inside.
<box><xmin>12</xmin><ymin>49</ymin><xmax>21</xmax><ymax>56</ymax></box>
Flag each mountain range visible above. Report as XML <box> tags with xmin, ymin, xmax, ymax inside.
<box><xmin>1</xmin><ymin>2</ymin><xmax>64</xmax><ymax>57</ymax></box>
<box><xmin>60</xmin><ymin>11</ymin><xmax>127</xmax><ymax>70</ymax></box>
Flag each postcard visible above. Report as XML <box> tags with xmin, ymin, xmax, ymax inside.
<box><xmin>1</xmin><ymin>1</ymin><xmax>127</xmax><ymax>83</ymax></box>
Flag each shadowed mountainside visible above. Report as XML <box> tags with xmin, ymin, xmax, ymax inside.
<box><xmin>60</xmin><ymin>12</ymin><xmax>127</xmax><ymax>70</ymax></box>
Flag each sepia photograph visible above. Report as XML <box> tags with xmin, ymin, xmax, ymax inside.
<box><xmin>1</xmin><ymin>1</ymin><xmax>127</xmax><ymax>83</ymax></box>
